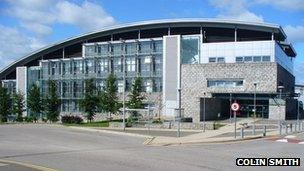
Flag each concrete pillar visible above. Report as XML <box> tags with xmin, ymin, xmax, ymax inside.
<box><xmin>16</xmin><ymin>67</ymin><xmax>27</xmax><ymax>117</ymax></box>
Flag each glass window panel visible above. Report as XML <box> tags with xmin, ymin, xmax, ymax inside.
<box><xmin>217</xmin><ymin>57</ymin><xmax>225</xmax><ymax>63</ymax></box>
<box><xmin>244</xmin><ymin>56</ymin><xmax>252</xmax><ymax>62</ymax></box>
<box><xmin>262</xmin><ymin>56</ymin><xmax>270</xmax><ymax>62</ymax></box>
<box><xmin>181</xmin><ymin>36</ymin><xmax>200</xmax><ymax>64</ymax></box>
<box><xmin>140</xmin><ymin>41</ymin><xmax>151</xmax><ymax>54</ymax></box>
<box><xmin>253</xmin><ymin>56</ymin><xmax>261</xmax><ymax>62</ymax></box>
<box><xmin>236</xmin><ymin>57</ymin><xmax>243</xmax><ymax>63</ymax></box>
<box><xmin>209</xmin><ymin>57</ymin><xmax>216</xmax><ymax>63</ymax></box>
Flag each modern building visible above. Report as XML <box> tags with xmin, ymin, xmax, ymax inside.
<box><xmin>0</xmin><ymin>18</ymin><xmax>302</xmax><ymax>122</ymax></box>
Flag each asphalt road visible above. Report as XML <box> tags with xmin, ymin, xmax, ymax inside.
<box><xmin>0</xmin><ymin>124</ymin><xmax>303</xmax><ymax>171</ymax></box>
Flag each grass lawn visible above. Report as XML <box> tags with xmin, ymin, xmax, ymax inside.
<box><xmin>213</xmin><ymin>123</ymin><xmax>226</xmax><ymax>130</ymax></box>
<box><xmin>63</xmin><ymin>119</ymin><xmax>123</xmax><ymax>127</ymax></box>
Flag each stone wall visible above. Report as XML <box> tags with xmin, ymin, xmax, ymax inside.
<box><xmin>182</xmin><ymin>63</ymin><xmax>278</xmax><ymax>123</ymax></box>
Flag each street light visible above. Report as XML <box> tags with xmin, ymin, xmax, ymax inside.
<box><xmin>297</xmin><ymin>88</ymin><xmax>303</xmax><ymax>126</ymax></box>
<box><xmin>203</xmin><ymin>92</ymin><xmax>206</xmax><ymax>132</ymax></box>
<box><xmin>229</xmin><ymin>93</ymin><xmax>232</xmax><ymax>123</ymax></box>
<box><xmin>253</xmin><ymin>82</ymin><xmax>257</xmax><ymax>135</ymax></box>
<box><xmin>122</xmin><ymin>47</ymin><xmax>126</xmax><ymax>131</ymax></box>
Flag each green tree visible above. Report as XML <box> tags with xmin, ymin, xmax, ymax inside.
<box><xmin>80</xmin><ymin>79</ymin><xmax>98</xmax><ymax>123</ymax></box>
<box><xmin>127</xmin><ymin>76</ymin><xmax>145</xmax><ymax>122</ymax></box>
<box><xmin>12</xmin><ymin>91</ymin><xmax>25</xmax><ymax>122</ymax></box>
<box><xmin>98</xmin><ymin>74</ymin><xmax>121</xmax><ymax>120</ymax></box>
<box><xmin>44</xmin><ymin>80</ymin><xmax>61</xmax><ymax>123</ymax></box>
<box><xmin>27</xmin><ymin>84</ymin><xmax>43</xmax><ymax>122</ymax></box>
<box><xmin>0</xmin><ymin>85</ymin><xmax>11</xmax><ymax>122</ymax></box>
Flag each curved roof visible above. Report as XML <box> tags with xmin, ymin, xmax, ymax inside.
<box><xmin>0</xmin><ymin>18</ymin><xmax>288</xmax><ymax>79</ymax></box>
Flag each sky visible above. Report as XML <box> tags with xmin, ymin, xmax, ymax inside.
<box><xmin>0</xmin><ymin>0</ymin><xmax>303</xmax><ymax>83</ymax></box>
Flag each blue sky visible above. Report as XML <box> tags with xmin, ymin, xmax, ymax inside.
<box><xmin>0</xmin><ymin>0</ymin><xmax>303</xmax><ymax>83</ymax></box>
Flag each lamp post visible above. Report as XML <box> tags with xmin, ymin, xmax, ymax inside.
<box><xmin>298</xmin><ymin>88</ymin><xmax>303</xmax><ymax>126</ymax></box>
<box><xmin>122</xmin><ymin>48</ymin><xmax>126</xmax><ymax>131</ymax></box>
<box><xmin>203</xmin><ymin>92</ymin><xmax>206</xmax><ymax>132</ymax></box>
<box><xmin>278</xmin><ymin>85</ymin><xmax>284</xmax><ymax>123</ymax></box>
<box><xmin>229</xmin><ymin>93</ymin><xmax>232</xmax><ymax>123</ymax></box>
<box><xmin>253</xmin><ymin>82</ymin><xmax>257</xmax><ymax>135</ymax></box>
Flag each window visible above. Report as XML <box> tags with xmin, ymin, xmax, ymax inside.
<box><xmin>209</xmin><ymin>57</ymin><xmax>216</xmax><ymax>63</ymax></box>
<box><xmin>236</xmin><ymin>57</ymin><xmax>243</xmax><ymax>63</ymax></box>
<box><xmin>244</xmin><ymin>56</ymin><xmax>252</xmax><ymax>62</ymax></box>
<box><xmin>262</xmin><ymin>56</ymin><xmax>270</xmax><ymax>62</ymax></box>
<box><xmin>253</xmin><ymin>56</ymin><xmax>261</xmax><ymax>62</ymax></box>
<box><xmin>217</xmin><ymin>57</ymin><xmax>225</xmax><ymax>63</ymax></box>
<box><xmin>144</xmin><ymin>56</ymin><xmax>152</xmax><ymax>64</ymax></box>
<box><xmin>126</xmin><ymin>57</ymin><xmax>136</xmax><ymax>72</ymax></box>
<box><xmin>98</xmin><ymin>58</ymin><xmax>108</xmax><ymax>73</ymax></box>
<box><xmin>207</xmin><ymin>80</ymin><xmax>243</xmax><ymax>87</ymax></box>
<box><xmin>145</xmin><ymin>80</ymin><xmax>153</xmax><ymax>93</ymax></box>
<box><xmin>118</xmin><ymin>80</ymin><xmax>124</xmax><ymax>93</ymax></box>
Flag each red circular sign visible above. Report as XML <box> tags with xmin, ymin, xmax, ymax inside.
<box><xmin>231</xmin><ymin>103</ymin><xmax>240</xmax><ymax>112</ymax></box>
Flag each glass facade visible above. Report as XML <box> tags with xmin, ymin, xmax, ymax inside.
<box><xmin>181</xmin><ymin>35</ymin><xmax>200</xmax><ymax>64</ymax></box>
<box><xmin>1</xmin><ymin>80</ymin><xmax>16</xmax><ymax>95</ymax></box>
<box><xmin>38</xmin><ymin>39</ymin><xmax>163</xmax><ymax>113</ymax></box>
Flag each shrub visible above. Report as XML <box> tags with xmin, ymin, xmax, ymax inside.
<box><xmin>152</xmin><ymin>118</ymin><xmax>163</xmax><ymax>124</ymax></box>
<box><xmin>61</xmin><ymin>115</ymin><xmax>83</xmax><ymax>124</ymax></box>
<box><xmin>24</xmin><ymin>116</ymin><xmax>34</xmax><ymax>123</ymax></box>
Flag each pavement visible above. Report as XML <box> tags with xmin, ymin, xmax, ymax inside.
<box><xmin>0</xmin><ymin>124</ymin><xmax>303</xmax><ymax>171</ymax></box>
<box><xmin>82</xmin><ymin>118</ymin><xmax>281</xmax><ymax>146</ymax></box>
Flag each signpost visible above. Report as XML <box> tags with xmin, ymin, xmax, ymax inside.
<box><xmin>231</xmin><ymin>102</ymin><xmax>240</xmax><ymax>139</ymax></box>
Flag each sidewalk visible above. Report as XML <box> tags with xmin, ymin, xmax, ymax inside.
<box><xmin>67</xmin><ymin>118</ymin><xmax>281</xmax><ymax>146</ymax></box>
<box><xmin>147</xmin><ymin>118</ymin><xmax>279</xmax><ymax>146</ymax></box>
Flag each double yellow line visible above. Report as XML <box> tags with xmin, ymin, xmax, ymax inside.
<box><xmin>0</xmin><ymin>159</ymin><xmax>58</xmax><ymax>171</ymax></box>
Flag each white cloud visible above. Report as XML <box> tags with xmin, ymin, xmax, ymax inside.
<box><xmin>0</xmin><ymin>25</ymin><xmax>45</xmax><ymax>70</ymax></box>
<box><xmin>6</xmin><ymin>0</ymin><xmax>116</xmax><ymax>36</ymax></box>
<box><xmin>0</xmin><ymin>0</ymin><xmax>116</xmax><ymax>70</ymax></box>
<box><xmin>55</xmin><ymin>1</ymin><xmax>115</xmax><ymax>31</ymax></box>
<box><xmin>255</xmin><ymin>0</ymin><xmax>304</xmax><ymax>11</ymax></box>
<box><xmin>209</xmin><ymin>0</ymin><xmax>264</xmax><ymax>22</ymax></box>
<box><xmin>284</xmin><ymin>25</ymin><xmax>304</xmax><ymax>43</ymax></box>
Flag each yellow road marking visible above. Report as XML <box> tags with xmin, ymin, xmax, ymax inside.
<box><xmin>0</xmin><ymin>159</ymin><xmax>58</xmax><ymax>171</ymax></box>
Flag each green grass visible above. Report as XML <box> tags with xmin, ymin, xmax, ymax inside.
<box><xmin>213</xmin><ymin>123</ymin><xmax>226</xmax><ymax>130</ymax></box>
<box><xmin>63</xmin><ymin>119</ymin><xmax>123</xmax><ymax>127</ymax></box>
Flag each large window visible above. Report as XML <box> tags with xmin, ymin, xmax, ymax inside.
<box><xmin>126</xmin><ymin>57</ymin><xmax>136</xmax><ymax>72</ymax></box>
<box><xmin>113</xmin><ymin>44</ymin><xmax>122</xmax><ymax>56</ymax></box>
<box><xmin>97</xmin><ymin>58</ymin><xmax>108</xmax><ymax>73</ymax></box>
<box><xmin>207</xmin><ymin>79</ymin><xmax>243</xmax><ymax>87</ymax></box>
<box><xmin>140</xmin><ymin>41</ymin><xmax>151</xmax><ymax>54</ymax></box>
<box><xmin>73</xmin><ymin>60</ymin><xmax>83</xmax><ymax>75</ymax></box>
<box><xmin>125</xmin><ymin>42</ymin><xmax>137</xmax><ymax>55</ymax></box>
<box><xmin>181</xmin><ymin>36</ymin><xmax>200</xmax><ymax>64</ymax></box>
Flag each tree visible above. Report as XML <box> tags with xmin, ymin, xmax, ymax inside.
<box><xmin>27</xmin><ymin>84</ymin><xmax>43</xmax><ymax>122</ymax></box>
<box><xmin>0</xmin><ymin>85</ymin><xmax>11</xmax><ymax>122</ymax></box>
<box><xmin>80</xmin><ymin>79</ymin><xmax>98</xmax><ymax>123</ymax></box>
<box><xmin>12</xmin><ymin>91</ymin><xmax>25</xmax><ymax>122</ymax></box>
<box><xmin>98</xmin><ymin>74</ymin><xmax>121</xmax><ymax>120</ymax></box>
<box><xmin>127</xmin><ymin>76</ymin><xmax>145</xmax><ymax>122</ymax></box>
<box><xmin>44</xmin><ymin>80</ymin><xmax>61</xmax><ymax>123</ymax></box>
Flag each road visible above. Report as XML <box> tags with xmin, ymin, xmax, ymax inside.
<box><xmin>0</xmin><ymin>124</ymin><xmax>303</xmax><ymax>171</ymax></box>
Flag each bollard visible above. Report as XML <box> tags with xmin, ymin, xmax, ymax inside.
<box><xmin>240</xmin><ymin>128</ymin><xmax>244</xmax><ymax>139</ymax></box>
<box><xmin>279</xmin><ymin>124</ymin><xmax>282</xmax><ymax>135</ymax></box>
<box><xmin>295</xmin><ymin>123</ymin><xmax>297</xmax><ymax>132</ymax></box>
<box><xmin>263</xmin><ymin>125</ymin><xmax>266</xmax><ymax>137</ymax></box>
<box><xmin>290</xmin><ymin>124</ymin><xmax>293</xmax><ymax>133</ymax></box>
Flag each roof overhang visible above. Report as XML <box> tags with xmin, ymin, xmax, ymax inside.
<box><xmin>0</xmin><ymin>18</ymin><xmax>288</xmax><ymax>79</ymax></box>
